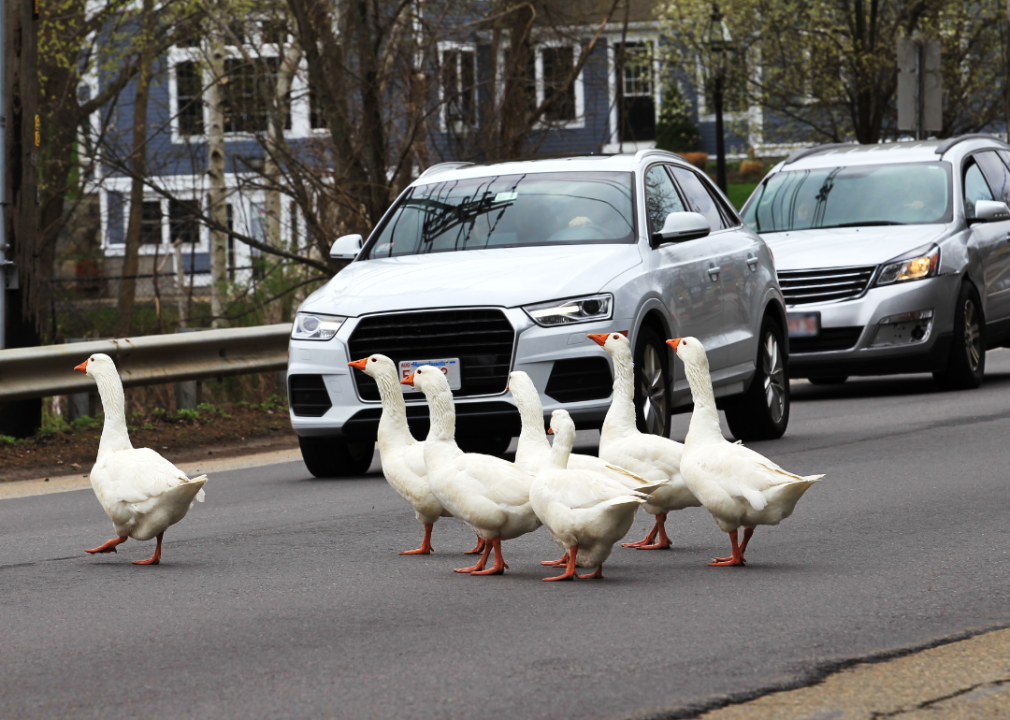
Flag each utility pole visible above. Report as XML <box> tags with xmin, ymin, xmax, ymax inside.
<box><xmin>1</xmin><ymin>0</ymin><xmax>43</xmax><ymax>437</ymax></box>
<box><xmin>897</xmin><ymin>35</ymin><xmax>942</xmax><ymax>139</ymax></box>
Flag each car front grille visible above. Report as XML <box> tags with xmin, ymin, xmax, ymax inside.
<box><xmin>545</xmin><ymin>357</ymin><xmax>612</xmax><ymax>403</ymax></box>
<box><xmin>289</xmin><ymin>375</ymin><xmax>332</xmax><ymax>416</ymax></box>
<box><xmin>790</xmin><ymin>326</ymin><xmax>864</xmax><ymax>354</ymax></box>
<box><xmin>348</xmin><ymin>308</ymin><xmax>516</xmax><ymax>401</ymax></box>
<box><xmin>778</xmin><ymin>266</ymin><xmax>876</xmax><ymax>305</ymax></box>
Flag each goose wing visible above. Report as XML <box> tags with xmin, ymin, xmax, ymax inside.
<box><xmin>104</xmin><ymin>448</ymin><xmax>203</xmax><ymax>505</ymax></box>
<box><xmin>694</xmin><ymin>441</ymin><xmax>818</xmax><ymax>511</ymax></box>
<box><xmin>458</xmin><ymin>454</ymin><xmax>535</xmax><ymax>508</ymax></box>
<box><xmin>539</xmin><ymin>468</ymin><xmax>646</xmax><ymax>510</ymax></box>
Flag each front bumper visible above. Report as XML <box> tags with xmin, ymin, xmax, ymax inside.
<box><xmin>287</xmin><ymin>307</ymin><xmax>629</xmax><ymax>439</ymax></box>
<box><xmin>787</xmin><ymin>274</ymin><xmax>960</xmax><ymax>378</ymax></box>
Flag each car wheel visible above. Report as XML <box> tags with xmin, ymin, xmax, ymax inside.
<box><xmin>725</xmin><ymin>318</ymin><xmax>790</xmax><ymax>441</ymax></box>
<box><xmin>298</xmin><ymin>436</ymin><xmax>374</xmax><ymax>478</ymax></box>
<box><xmin>934</xmin><ymin>282</ymin><xmax>985</xmax><ymax>390</ymax></box>
<box><xmin>457</xmin><ymin>435</ymin><xmax>512</xmax><ymax>457</ymax></box>
<box><xmin>633</xmin><ymin>326</ymin><xmax>671</xmax><ymax>438</ymax></box>
<box><xmin>809</xmin><ymin>376</ymin><xmax>848</xmax><ymax>385</ymax></box>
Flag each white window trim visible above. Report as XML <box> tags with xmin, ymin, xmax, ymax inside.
<box><xmin>437</xmin><ymin>41</ymin><xmax>479</xmax><ymax>134</ymax></box>
<box><xmin>531</xmin><ymin>39</ymin><xmax>586</xmax><ymax>130</ymax></box>
<box><xmin>603</xmin><ymin>32</ymin><xmax>661</xmax><ymax>154</ymax></box>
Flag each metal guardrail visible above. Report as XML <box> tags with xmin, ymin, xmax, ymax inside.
<box><xmin>0</xmin><ymin>324</ymin><xmax>291</xmax><ymax>402</ymax></box>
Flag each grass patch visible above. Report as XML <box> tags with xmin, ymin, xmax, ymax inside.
<box><xmin>727</xmin><ymin>183</ymin><xmax>759</xmax><ymax>210</ymax></box>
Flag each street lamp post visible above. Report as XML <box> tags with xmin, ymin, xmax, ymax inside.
<box><xmin>707</xmin><ymin>4</ymin><xmax>732</xmax><ymax>194</ymax></box>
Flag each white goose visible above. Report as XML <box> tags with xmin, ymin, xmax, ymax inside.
<box><xmin>589</xmin><ymin>332</ymin><xmax>701</xmax><ymax>549</ymax></box>
<box><xmin>530</xmin><ymin>410</ymin><xmax>653</xmax><ymax>581</ymax></box>
<box><xmin>75</xmin><ymin>353</ymin><xmax>206</xmax><ymax>565</ymax></box>
<box><xmin>403</xmin><ymin>365</ymin><xmax>540</xmax><ymax>575</ymax></box>
<box><xmin>669</xmin><ymin>337</ymin><xmax>823</xmax><ymax>566</ymax></box>
<box><xmin>348</xmin><ymin>354</ymin><xmax>452</xmax><ymax>555</ymax></box>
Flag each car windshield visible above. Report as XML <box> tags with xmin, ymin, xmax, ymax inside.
<box><xmin>365</xmin><ymin>171</ymin><xmax>635</xmax><ymax>258</ymax></box>
<box><xmin>742</xmin><ymin>162</ymin><xmax>952</xmax><ymax>233</ymax></box>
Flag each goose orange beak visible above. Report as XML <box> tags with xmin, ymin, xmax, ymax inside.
<box><xmin>666</xmin><ymin>338</ymin><xmax>682</xmax><ymax>352</ymax></box>
<box><xmin>546</xmin><ymin>427</ymin><xmax>554</xmax><ymax>435</ymax></box>
<box><xmin>348</xmin><ymin>358</ymin><xmax>368</xmax><ymax>370</ymax></box>
<box><xmin>74</xmin><ymin>360</ymin><xmax>88</xmax><ymax>373</ymax></box>
<box><xmin>587</xmin><ymin>333</ymin><xmax>609</xmax><ymax>347</ymax></box>
<box><xmin>401</xmin><ymin>371</ymin><xmax>416</xmax><ymax>387</ymax></box>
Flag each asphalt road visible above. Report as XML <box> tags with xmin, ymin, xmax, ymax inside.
<box><xmin>2</xmin><ymin>351</ymin><xmax>1010</xmax><ymax>720</ymax></box>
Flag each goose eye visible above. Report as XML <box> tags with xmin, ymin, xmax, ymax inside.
<box><xmin>370</xmin><ymin>358</ymin><xmax>376</xmax><ymax>362</ymax></box>
<box><xmin>612</xmin><ymin>334</ymin><xmax>619</xmax><ymax>340</ymax></box>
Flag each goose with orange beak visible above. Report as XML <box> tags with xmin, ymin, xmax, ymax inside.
<box><xmin>588</xmin><ymin>332</ymin><xmax>701</xmax><ymax>550</ymax></box>
<box><xmin>402</xmin><ymin>365</ymin><xmax>540</xmax><ymax>575</ymax></box>
<box><xmin>348</xmin><ymin>354</ymin><xmax>451</xmax><ymax>555</ymax></box>
<box><xmin>74</xmin><ymin>353</ymin><xmax>206</xmax><ymax>565</ymax></box>
<box><xmin>668</xmin><ymin>337</ymin><xmax>823</xmax><ymax>566</ymax></box>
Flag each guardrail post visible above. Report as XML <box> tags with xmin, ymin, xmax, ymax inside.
<box><xmin>174</xmin><ymin>328</ymin><xmax>201</xmax><ymax>410</ymax></box>
<box><xmin>67</xmin><ymin>339</ymin><xmax>94</xmax><ymax>421</ymax></box>
<box><xmin>276</xmin><ymin>370</ymin><xmax>287</xmax><ymax>398</ymax></box>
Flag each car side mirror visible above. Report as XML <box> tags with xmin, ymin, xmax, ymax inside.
<box><xmin>651</xmin><ymin>211</ymin><xmax>710</xmax><ymax>247</ymax></box>
<box><xmin>330</xmin><ymin>234</ymin><xmax>363</xmax><ymax>260</ymax></box>
<box><xmin>970</xmin><ymin>200</ymin><xmax>1010</xmax><ymax>225</ymax></box>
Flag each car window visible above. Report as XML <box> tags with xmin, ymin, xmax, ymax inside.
<box><xmin>644</xmin><ymin>165</ymin><xmax>686</xmax><ymax>234</ymax></box>
<box><xmin>973</xmin><ymin>151</ymin><xmax>1010</xmax><ymax>206</ymax></box>
<box><xmin>365</xmin><ymin>171</ymin><xmax>636</xmax><ymax>258</ymax></box>
<box><xmin>669</xmin><ymin>166</ymin><xmax>727</xmax><ymax>231</ymax></box>
<box><xmin>963</xmin><ymin>161</ymin><xmax>994</xmax><ymax>221</ymax></box>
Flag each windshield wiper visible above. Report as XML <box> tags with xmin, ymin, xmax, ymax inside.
<box><xmin>826</xmin><ymin>221</ymin><xmax>908</xmax><ymax>228</ymax></box>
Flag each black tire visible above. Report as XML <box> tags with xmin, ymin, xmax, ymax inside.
<box><xmin>298</xmin><ymin>436</ymin><xmax>374</xmax><ymax>478</ymax></box>
<box><xmin>809</xmin><ymin>376</ymin><xmax>848</xmax><ymax>385</ymax></box>
<box><xmin>633</xmin><ymin>325</ymin><xmax>671</xmax><ymax>438</ymax></box>
<box><xmin>725</xmin><ymin>317</ymin><xmax>790</xmax><ymax>441</ymax></box>
<box><xmin>457</xmin><ymin>435</ymin><xmax>512</xmax><ymax>457</ymax></box>
<box><xmin>934</xmin><ymin>282</ymin><xmax>985</xmax><ymax>390</ymax></box>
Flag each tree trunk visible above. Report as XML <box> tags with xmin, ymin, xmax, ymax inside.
<box><xmin>497</xmin><ymin>3</ymin><xmax>535</xmax><ymax>161</ymax></box>
<box><xmin>207</xmin><ymin>12</ymin><xmax>228</xmax><ymax>328</ymax></box>
<box><xmin>115</xmin><ymin>0</ymin><xmax>157</xmax><ymax>338</ymax></box>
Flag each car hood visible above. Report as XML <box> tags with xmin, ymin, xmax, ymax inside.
<box><xmin>761</xmin><ymin>224</ymin><xmax>951</xmax><ymax>270</ymax></box>
<box><xmin>300</xmin><ymin>244</ymin><xmax>643</xmax><ymax>317</ymax></box>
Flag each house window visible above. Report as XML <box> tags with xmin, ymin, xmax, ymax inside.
<box><xmin>140</xmin><ymin>201</ymin><xmax>163</xmax><ymax>245</ymax></box>
<box><xmin>616</xmin><ymin>42</ymin><xmax>655</xmax><ymax>142</ymax></box>
<box><xmin>441</xmin><ymin>47</ymin><xmax>477</xmax><ymax>131</ymax></box>
<box><xmin>541</xmin><ymin>46</ymin><xmax>576</xmax><ymax>122</ymax></box>
<box><xmin>169</xmin><ymin>199</ymin><xmax>200</xmax><ymax>245</ymax></box>
<box><xmin>223</xmin><ymin>57</ymin><xmax>291</xmax><ymax>133</ymax></box>
<box><xmin>176</xmin><ymin>61</ymin><xmax>204</xmax><ymax>135</ymax></box>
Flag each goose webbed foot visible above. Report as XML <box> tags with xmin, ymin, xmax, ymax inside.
<box><xmin>578</xmin><ymin>565</ymin><xmax>604</xmax><ymax>579</ymax></box>
<box><xmin>400</xmin><ymin>524</ymin><xmax>434</xmax><ymax>555</ymax></box>
<box><xmin>471</xmin><ymin>537</ymin><xmax>508</xmax><ymax>575</ymax></box>
<box><xmin>132</xmin><ymin>533</ymin><xmax>163</xmax><ymax>566</ymax></box>
<box><xmin>464</xmin><ymin>536</ymin><xmax>486</xmax><ymax>555</ymax></box>
<box><xmin>622</xmin><ymin>519</ymin><xmax>659</xmax><ymax>548</ymax></box>
<box><xmin>455</xmin><ymin>539</ymin><xmax>492</xmax><ymax>573</ymax></box>
<box><xmin>541</xmin><ymin>552</ymin><xmax>569</xmax><ymax>567</ymax></box>
<box><xmin>632</xmin><ymin>513</ymin><xmax>671</xmax><ymax>550</ymax></box>
<box><xmin>544</xmin><ymin>546</ymin><xmax>578</xmax><ymax>582</ymax></box>
<box><xmin>709</xmin><ymin>529</ymin><xmax>748</xmax><ymax>567</ymax></box>
<box><xmin>85</xmin><ymin>536</ymin><xmax>127</xmax><ymax>554</ymax></box>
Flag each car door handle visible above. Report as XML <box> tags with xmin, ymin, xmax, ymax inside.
<box><xmin>746</xmin><ymin>254</ymin><xmax>760</xmax><ymax>270</ymax></box>
<box><xmin>708</xmin><ymin>265</ymin><xmax>721</xmax><ymax>280</ymax></box>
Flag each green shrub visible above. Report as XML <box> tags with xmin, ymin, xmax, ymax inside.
<box><xmin>655</xmin><ymin>84</ymin><xmax>702</xmax><ymax>154</ymax></box>
<box><xmin>176</xmin><ymin>408</ymin><xmax>200</xmax><ymax>422</ymax></box>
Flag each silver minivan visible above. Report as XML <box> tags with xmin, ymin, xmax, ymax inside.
<box><xmin>743</xmin><ymin>136</ymin><xmax>1010</xmax><ymax>389</ymax></box>
<box><xmin>288</xmin><ymin>150</ymin><xmax>787</xmax><ymax>477</ymax></box>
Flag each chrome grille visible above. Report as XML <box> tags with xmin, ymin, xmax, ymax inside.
<box><xmin>777</xmin><ymin>266</ymin><xmax>876</xmax><ymax>305</ymax></box>
<box><xmin>348</xmin><ymin>309</ymin><xmax>515</xmax><ymax>401</ymax></box>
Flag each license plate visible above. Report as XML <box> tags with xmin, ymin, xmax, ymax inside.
<box><xmin>399</xmin><ymin>358</ymin><xmax>461</xmax><ymax>392</ymax></box>
<box><xmin>787</xmin><ymin>312</ymin><xmax>820</xmax><ymax>338</ymax></box>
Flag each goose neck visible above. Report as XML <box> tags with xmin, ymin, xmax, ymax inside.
<box><xmin>516</xmin><ymin>390</ymin><xmax>550</xmax><ymax>457</ymax></box>
<box><xmin>604</xmin><ymin>353</ymin><xmax>637</xmax><ymax>430</ymax></box>
<box><xmin>549</xmin><ymin>435</ymin><xmax>573</xmax><ymax>469</ymax></box>
<box><xmin>93</xmin><ymin>371</ymin><xmax>133</xmax><ymax>459</ymax></box>
<box><xmin>423</xmin><ymin>388</ymin><xmax>456</xmax><ymax>442</ymax></box>
<box><xmin>375</xmin><ymin>372</ymin><xmax>413</xmax><ymax>444</ymax></box>
<box><xmin>683</xmin><ymin>359</ymin><xmax>723</xmax><ymax>443</ymax></box>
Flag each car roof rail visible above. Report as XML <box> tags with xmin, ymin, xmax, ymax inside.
<box><xmin>416</xmin><ymin>161</ymin><xmax>475</xmax><ymax>179</ymax></box>
<box><xmin>782</xmin><ymin>143</ymin><xmax>858</xmax><ymax>165</ymax></box>
<box><xmin>934</xmin><ymin>134</ymin><xmax>1009</xmax><ymax>155</ymax></box>
<box><xmin>633</xmin><ymin>148</ymin><xmax>687</xmax><ymax>164</ymax></box>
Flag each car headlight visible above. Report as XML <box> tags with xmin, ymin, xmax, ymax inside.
<box><xmin>523</xmin><ymin>294</ymin><xmax>613</xmax><ymax>327</ymax></box>
<box><xmin>291</xmin><ymin>312</ymin><xmax>345</xmax><ymax>341</ymax></box>
<box><xmin>875</xmin><ymin>244</ymin><xmax>939</xmax><ymax>286</ymax></box>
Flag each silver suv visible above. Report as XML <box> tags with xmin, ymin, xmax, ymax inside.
<box><xmin>742</xmin><ymin>136</ymin><xmax>1010</xmax><ymax>389</ymax></box>
<box><xmin>288</xmin><ymin>150</ymin><xmax>787</xmax><ymax>477</ymax></box>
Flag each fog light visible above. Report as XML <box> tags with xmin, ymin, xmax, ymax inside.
<box><xmin>870</xmin><ymin>309</ymin><xmax>933</xmax><ymax>348</ymax></box>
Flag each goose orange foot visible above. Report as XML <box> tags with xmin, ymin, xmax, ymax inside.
<box><xmin>541</xmin><ymin>552</ymin><xmax>569</xmax><ymax>567</ymax></box>
<box><xmin>132</xmin><ymin>533</ymin><xmax>163</xmax><ymax>566</ymax></box>
<box><xmin>622</xmin><ymin>523</ymin><xmax>658</xmax><ymax>548</ymax></box>
<box><xmin>400</xmin><ymin>524</ymin><xmax>434</xmax><ymax>555</ymax></box>
<box><xmin>85</xmin><ymin>536</ymin><xmax>127</xmax><ymax>554</ymax></box>
<box><xmin>633</xmin><ymin>513</ymin><xmax>671</xmax><ymax>550</ymax></box>
<box><xmin>544</xmin><ymin>546</ymin><xmax>578</xmax><ymax>582</ymax></box>
<box><xmin>455</xmin><ymin>540</ymin><xmax>492</xmax><ymax>573</ymax></box>
<box><xmin>471</xmin><ymin>537</ymin><xmax>508</xmax><ymax>576</ymax></box>
<box><xmin>578</xmin><ymin>565</ymin><xmax>604</xmax><ymax>579</ymax></box>
<box><xmin>709</xmin><ymin>529</ymin><xmax>750</xmax><ymax>567</ymax></box>
<box><xmin>464</xmin><ymin>536</ymin><xmax>486</xmax><ymax>555</ymax></box>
